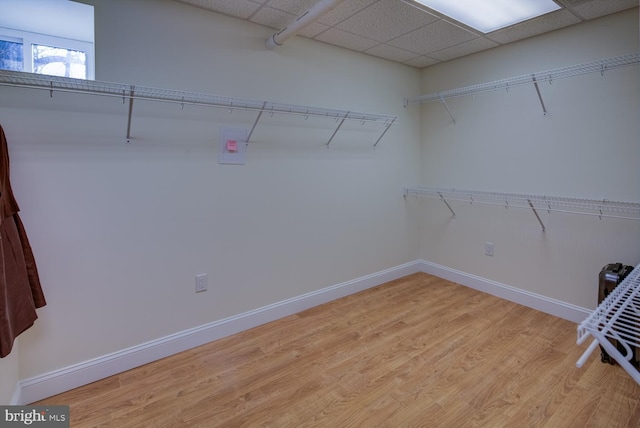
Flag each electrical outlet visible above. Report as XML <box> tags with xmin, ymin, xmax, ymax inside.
<box><xmin>195</xmin><ymin>274</ymin><xmax>208</xmax><ymax>293</ymax></box>
<box><xmin>484</xmin><ymin>242</ymin><xmax>494</xmax><ymax>256</ymax></box>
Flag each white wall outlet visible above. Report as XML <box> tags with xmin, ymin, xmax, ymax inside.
<box><xmin>484</xmin><ymin>242</ymin><xmax>494</xmax><ymax>256</ymax></box>
<box><xmin>195</xmin><ymin>274</ymin><xmax>208</xmax><ymax>292</ymax></box>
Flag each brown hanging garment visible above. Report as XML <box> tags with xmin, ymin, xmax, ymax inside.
<box><xmin>0</xmin><ymin>124</ymin><xmax>46</xmax><ymax>358</ymax></box>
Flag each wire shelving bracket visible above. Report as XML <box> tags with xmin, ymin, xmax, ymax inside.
<box><xmin>0</xmin><ymin>70</ymin><xmax>397</xmax><ymax>146</ymax></box>
<box><xmin>403</xmin><ymin>187</ymin><xmax>640</xmax><ymax>230</ymax></box>
<box><xmin>577</xmin><ymin>264</ymin><xmax>640</xmax><ymax>385</ymax></box>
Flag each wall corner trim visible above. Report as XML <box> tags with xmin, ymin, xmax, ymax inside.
<box><xmin>16</xmin><ymin>260</ymin><xmax>422</xmax><ymax>405</ymax></box>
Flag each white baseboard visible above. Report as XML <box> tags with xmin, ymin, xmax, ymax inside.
<box><xmin>418</xmin><ymin>259</ymin><xmax>591</xmax><ymax>324</ymax></box>
<box><xmin>17</xmin><ymin>261</ymin><xmax>422</xmax><ymax>405</ymax></box>
<box><xmin>16</xmin><ymin>259</ymin><xmax>590</xmax><ymax>404</ymax></box>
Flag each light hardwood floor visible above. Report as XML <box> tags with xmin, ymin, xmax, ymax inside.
<box><xmin>34</xmin><ymin>273</ymin><xmax>640</xmax><ymax>427</ymax></box>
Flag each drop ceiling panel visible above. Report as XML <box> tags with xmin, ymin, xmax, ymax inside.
<box><xmin>249</xmin><ymin>6</ymin><xmax>295</xmax><ymax>29</ymax></box>
<box><xmin>364</xmin><ymin>44</ymin><xmax>420</xmax><ymax>62</ymax></box>
<box><xmin>174</xmin><ymin>0</ymin><xmax>639</xmax><ymax>68</ymax></box>
<box><xmin>316</xmin><ymin>0</ymin><xmax>380</xmax><ymax>26</ymax></box>
<box><xmin>488</xmin><ymin>9</ymin><xmax>582</xmax><ymax>44</ymax></box>
<box><xmin>266</xmin><ymin>0</ymin><xmax>317</xmax><ymax>15</ymax></box>
<box><xmin>570</xmin><ymin>0</ymin><xmax>639</xmax><ymax>19</ymax></box>
<box><xmin>179</xmin><ymin>0</ymin><xmax>262</xmax><ymax>19</ymax></box>
<box><xmin>297</xmin><ymin>21</ymin><xmax>330</xmax><ymax>38</ymax></box>
<box><xmin>430</xmin><ymin>37</ymin><xmax>500</xmax><ymax>62</ymax></box>
<box><xmin>403</xmin><ymin>55</ymin><xmax>440</xmax><ymax>68</ymax></box>
<box><xmin>335</xmin><ymin>0</ymin><xmax>439</xmax><ymax>42</ymax></box>
<box><xmin>315</xmin><ymin>27</ymin><xmax>381</xmax><ymax>51</ymax></box>
<box><xmin>388</xmin><ymin>20</ymin><xmax>478</xmax><ymax>55</ymax></box>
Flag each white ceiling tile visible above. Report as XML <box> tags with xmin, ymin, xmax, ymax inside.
<box><xmin>403</xmin><ymin>55</ymin><xmax>440</xmax><ymax>68</ymax></box>
<box><xmin>173</xmin><ymin>0</ymin><xmax>637</xmax><ymax>69</ymax></box>
<box><xmin>364</xmin><ymin>44</ymin><xmax>421</xmax><ymax>62</ymax></box>
<box><xmin>336</xmin><ymin>0</ymin><xmax>439</xmax><ymax>42</ymax></box>
<box><xmin>570</xmin><ymin>0</ymin><xmax>639</xmax><ymax>19</ymax></box>
<box><xmin>176</xmin><ymin>0</ymin><xmax>262</xmax><ymax>19</ymax></box>
<box><xmin>317</xmin><ymin>0</ymin><xmax>380</xmax><ymax>26</ymax></box>
<box><xmin>487</xmin><ymin>9</ymin><xmax>581</xmax><ymax>44</ymax></box>
<box><xmin>298</xmin><ymin>21</ymin><xmax>330</xmax><ymax>38</ymax></box>
<box><xmin>249</xmin><ymin>6</ymin><xmax>295</xmax><ymax>29</ymax></box>
<box><xmin>315</xmin><ymin>28</ymin><xmax>381</xmax><ymax>52</ymax></box>
<box><xmin>429</xmin><ymin>37</ymin><xmax>500</xmax><ymax>62</ymax></box>
<box><xmin>388</xmin><ymin>20</ymin><xmax>477</xmax><ymax>55</ymax></box>
<box><xmin>265</xmin><ymin>0</ymin><xmax>317</xmax><ymax>16</ymax></box>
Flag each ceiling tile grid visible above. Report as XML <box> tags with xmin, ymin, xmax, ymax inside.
<box><xmin>387</xmin><ymin>19</ymin><xmax>478</xmax><ymax>55</ymax></box>
<box><xmin>175</xmin><ymin>0</ymin><xmax>639</xmax><ymax>68</ymax></box>
<box><xmin>315</xmin><ymin>0</ymin><xmax>380</xmax><ymax>26</ymax></box>
<box><xmin>249</xmin><ymin>6</ymin><xmax>296</xmax><ymax>29</ymax></box>
<box><xmin>403</xmin><ymin>55</ymin><xmax>441</xmax><ymax>68</ymax></box>
<box><xmin>429</xmin><ymin>37</ymin><xmax>500</xmax><ymax>62</ymax></box>
<box><xmin>364</xmin><ymin>43</ymin><xmax>422</xmax><ymax>62</ymax></box>
<box><xmin>315</xmin><ymin>27</ymin><xmax>381</xmax><ymax>51</ymax></box>
<box><xmin>486</xmin><ymin>9</ymin><xmax>583</xmax><ymax>44</ymax></box>
<box><xmin>562</xmin><ymin>0</ymin><xmax>638</xmax><ymax>19</ymax></box>
<box><xmin>335</xmin><ymin>1</ymin><xmax>439</xmax><ymax>42</ymax></box>
<box><xmin>177</xmin><ymin>0</ymin><xmax>262</xmax><ymax>19</ymax></box>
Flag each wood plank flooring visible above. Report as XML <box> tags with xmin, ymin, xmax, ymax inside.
<box><xmin>34</xmin><ymin>273</ymin><xmax>640</xmax><ymax>427</ymax></box>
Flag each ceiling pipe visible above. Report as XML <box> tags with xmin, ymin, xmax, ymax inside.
<box><xmin>266</xmin><ymin>0</ymin><xmax>346</xmax><ymax>49</ymax></box>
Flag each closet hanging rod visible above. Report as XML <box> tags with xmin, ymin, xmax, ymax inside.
<box><xmin>404</xmin><ymin>187</ymin><xmax>640</xmax><ymax>223</ymax></box>
<box><xmin>405</xmin><ymin>52</ymin><xmax>640</xmax><ymax>105</ymax></box>
<box><xmin>0</xmin><ymin>70</ymin><xmax>397</xmax><ymax>125</ymax></box>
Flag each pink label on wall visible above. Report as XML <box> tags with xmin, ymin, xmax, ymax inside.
<box><xmin>226</xmin><ymin>140</ymin><xmax>238</xmax><ymax>152</ymax></box>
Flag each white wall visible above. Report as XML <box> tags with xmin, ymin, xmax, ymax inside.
<box><xmin>416</xmin><ymin>9</ymin><xmax>640</xmax><ymax>309</ymax></box>
<box><xmin>1</xmin><ymin>0</ymin><xmax>637</xmax><ymax>404</ymax></box>
<box><xmin>0</xmin><ymin>0</ymin><xmax>421</xmax><ymax>396</ymax></box>
<box><xmin>0</xmin><ymin>0</ymin><xmax>94</xmax><ymax>43</ymax></box>
<box><xmin>0</xmin><ymin>338</ymin><xmax>19</xmax><ymax>403</ymax></box>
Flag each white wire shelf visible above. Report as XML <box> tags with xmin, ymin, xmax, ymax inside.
<box><xmin>0</xmin><ymin>70</ymin><xmax>397</xmax><ymax>146</ymax></box>
<box><xmin>404</xmin><ymin>52</ymin><xmax>639</xmax><ymax>120</ymax></box>
<box><xmin>405</xmin><ymin>53</ymin><xmax>640</xmax><ymax>105</ymax></box>
<box><xmin>577</xmin><ymin>264</ymin><xmax>640</xmax><ymax>385</ymax></box>
<box><xmin>404</xmin><ymin>187</ymin><xmax>640</xmax><ymax>231</ymax></box>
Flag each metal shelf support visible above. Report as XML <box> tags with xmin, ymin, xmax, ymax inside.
<box><xmin>527</xmin><ymin>199</ymin><xmax>545</xmax><ymax>231</ymax></box>
<box><xmin>531</xmin><ymin>76</ymin><xmax>547</xmax><ymax>115</ymax></box>
<box><xmin>440</xmin><ymin>96</ymin><xmax>456</xmax><ymax>124</ymax></box>
<box><xmin>373</xmin><ymin>117</ymin><xmax>396</xmax><ymax>148</ymax></box>
<box><xmin>247</xmin><ymin>101</ymin><xmax>267</xmax><ymax>143</ymax></box>
<box><xmin>126</xmin><ymin>85</ymin><xmax>135</xmax><ymax>143</ymax></box>
<box><xmin>438</xmin><ymin>192</ymin><xmax>456</xmax><ymax>218</ymax></box>
<box><xmin>326</xmin><ymin>111</ymin><xmax>349</xmax><ymax>147</ymax></box>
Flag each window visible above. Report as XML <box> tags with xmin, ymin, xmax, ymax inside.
<box><xmin>33</xmin><ymin>43</ymin><xmax>88</xmax><ymax>79</ymax></box>
<box><xmin>0</xmin><ymin>38</ymin><xmax>23</xmax><ymax>71</ymax></box>
<box><xmin>0</xmin><ymin>0</ymin><xmax>94</xmax><ymax>79</ymax></box>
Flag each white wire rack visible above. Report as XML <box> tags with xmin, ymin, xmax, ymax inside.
<box><xmin>577</xmin><ymin>264</ymin><xmax>640</xmax><ymax>385</ymax></box>
<box><xmin>405</xmin><ymin>53</ymin><xmax>640</xmax><ymax>104</ymax></box>
<box><xmin>404</xmin><ymin>52</ymin><xmax>640</xmax><ymax>119</ymax></box>
<box><xmin>403</xmin><ymin>187</ymin><xmax>640</xmax><ymax>231</ymax></box>
<box><xmin>0</xmin><ymin>70</ymin><xmax>397</xmax><ymax>145</ymax></box>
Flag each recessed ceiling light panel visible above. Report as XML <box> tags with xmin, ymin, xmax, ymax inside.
<box><xmin>411</xmin><ymin>0</ymin><xmax>562</xmax><ymax>33</ymax></box>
